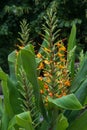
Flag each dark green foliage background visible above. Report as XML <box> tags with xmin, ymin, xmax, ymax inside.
<box><xmin>0</xmin><ymin>0</ymin><xmax>87</xmax><ymax>72</ymax></box>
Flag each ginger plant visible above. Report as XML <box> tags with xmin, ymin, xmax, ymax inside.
<box><xmin>37</xmin><ymin>9</ymin><xmax>70</xmax><ymax>102</ymax></box>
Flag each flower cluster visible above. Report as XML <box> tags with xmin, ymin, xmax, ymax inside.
<box><xmin>37</xmin><ymin>41</ymin><xmax>70</xmax><ymax>102</ymax></box>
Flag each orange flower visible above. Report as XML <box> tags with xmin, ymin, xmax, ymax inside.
<box><xmin>58</xmin><ymin>52</ymin><xmax>64</xmax><ymax>57</ymax></box>
<box><xmin>44</xmin><ymin>83</ymin><xmax>49</xmax><ymax>89</ymax></box>
<box><xmin>38</xmin><ymin>76</ymin><xmax>43</xmax><ymax>81</ymax></box>
<box><xmin>49</xmin><ymin>92</ymin><xmax>53</xmax><ymax>97</ymax></box>
<box><xmin>38</xmin><ymin>62</ymin><xmax>44</xmax><ymax>69</ymax></box>
<box><xmin>44</xmin><ymin>60</ymin><xmax>50</xmax><ymax>64</ymax></box>
<box><xmin>62</xmin><ymin>92</ymin><xmax>66</xmax><ymax>96</ymax></box>
<box><xmin>44</xmin><ymin>72</ymin><xmax>51</xmax><ymax>77</ymax></box>
<box><xmin>40</xmin><ymin>89</ymin><xmax>44</xmax><ymax>94</ymax></box>
<box><xmin>59</xmin><ymin>46</ymin><xmax>66</xmax><ymax>51</ymax></box>
<box><xmin>58</xmin><ymin>81</ymin><xmax>63</xmax><ymax>88</ymax></box>
<box><xmin>56</xmin><ymin>42</ymin><xmax>61</xmax><ymax>47</ymax></box>
<box><xmin>37</xmin><ymin>53</ymin><xmax>42</xmax><ymax>58</ymax></box>
<box><xmin>64</xmin><ymin>80</ymin><xmax>70</xmax><ymax>86</ymax></box>
<box><xmin>55</xmin><ymin>94</ymin><xmax>62</xmax><ymax>98</ymax></box>
<box><xmin>46</xmin><ymin>78</ymin><xmax>51</xmax><ymax>83</ymax></box>
<box><xmin>62</xmin><ymin>70</ymin><xmax>68</xmax><ymax>75</ymax></box>
<box><xmin>60</xmin><ymin>58</ymin><xmax>66</xmax><ymax>62</ymax></box>
<box><xmin>59</xmin><ymin>64</ymin><xmax>64</xmax><ymax>69</ymax></box>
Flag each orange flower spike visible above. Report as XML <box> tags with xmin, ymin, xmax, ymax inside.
<box><xmin>37</xmin><ymin>53</ymin><xmax>42</xmax><ymax>58</ymax></box>
<box><xmin>64</xmin><ymin>80</ymin><xmax>70</xmax><ymax>87</ymax></box>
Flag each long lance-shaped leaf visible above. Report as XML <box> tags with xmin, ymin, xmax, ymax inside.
<box><xmin>67</xmin><ymin>24</ymin><xmax>76</xmax><ymax>79</ymax></box>
<box><xmin>0</xmin><ymin>97</ymin><xmax>3</xmax><ymax>117</ymax></box>
<box><xmin>39</xmin><ymin>120</ymin><xmax>49</xmax><ymax>130</ymax></box>
<box><xmin>75</xmin><ymin>78</ymin><xmax>87</xmax><ymax>104</ymax></box>
<box><xmin>70</xmin><ymin>57</ymin><xmax>87</xmax><ymax>93</ymax></box>
<box><xmin>0</xmin><ymin>68</ymin><xmax>13</xmax><ymax>117</ymax></box>
<box><xmin>8</xmin><ymin>51</ymin><xmax>17</xmax><ymax>82</ymax></box>
<box><xmin>20</xmin><ymin>49</ymin><xmax>40</xmax><ymax>106</ymax></box>
<box><xmin>16</xmin><ymin>45</ymin><xmax>48</xmax><ymax>121</ymax></box>
<box><xmin>16</xmin><ymin>45</ymin><xmax>39</xmax><ymax>105</ymax></box>
<box><xmin>66</xmin><ymin>53</ymin><xmax>87</xmax><ymax>121</ymax></box>
<box><xmin>0</xmin><ymin>68</ymin><xmax>14</xmax><ymax>130</ymax></box>
<box><xmin>1</xmin><ymin>112</ymin><xmax>10</xmax><ymax>130</ymax></box>
<box><xmin>67</xmin><ymin>110</ymin><xmax>87</xmax><ymax>130</ymax></box>
<box><xmin>7</xmin><ymin>78</ymin><xmax>23</xmax><ymax>114</ymax></box>
<box><xmin>67</xmin><ymin>24</ymin><xmax>76</xmax><ymax>51</ymax></box>
<box><xmin>48</xmin><ymin>94</ymin><xmax>83</xmax><ymax>110</ymax></box>
<box><xmin>64</xmin><ymin>78</ymin><xmax>87</xmax><ymax>122</ymax></box>
<box><xmin>54</xmin><ymin>114</ymin><xmax>69</xmax><ymax>130</ymax></box>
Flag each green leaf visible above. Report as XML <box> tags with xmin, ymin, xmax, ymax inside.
<box><xmin>75</xmin><ymin>79</ymin><xmax>87</xmax><ymax>104</ymax></box>
<box><xmin>48</xmin><ymin>94</ymin><xmax>83</xmax><ymax>110</ymax></box>
<box><xmin>24</xmin><ymin>44</ymin><xmax>35</xmax><ymax>53</ymax></box>
<box><xmin>84</xmin><ymin>96</ymin><xmax>87</xmax><ymax>105</ymax></box>
<box><xmin>54</xmin><ymin>114</ymin><xmax>69</xmax><ymax>130</ymax></box>
<box><xmin>70</xmin><ymin>57</ymin><xmax>87</xmax><ymax>93</ymax></box>
<box><xmin>17</xmin><ymin>45</ymin><xmax>48</xmax><ymax>121</ymax></box>
<box><xmin>0</xmin><ymin>67</ymin><xmax>8</xmax><ymax>81</ymax></box>
<box><xmin>1</xmin><ymin>112</ymin><xmax>9</xmax><ymax>130</ymax></box>
<box><xmin>8</xmin><ymin>111</ymin><xmax>34</xmax><ymax>130</ymax></box>
<box><xmin>0</xmin><ymin>97</ymin><xmax>3</xmax><ymax>117</ymax></box>
<box><xmin>64</xmin><ymin>78</ymin><xmax>87</xmax><ymax>122</ymax></box>
<box><xmin>39</xmin><ymin>120</ymin><xmax>49</xmax><ymax>130</ymax></box>
<box><xmin>67</xmin><ymin>110</ymin><xmax>87</xmax><ymax>130</ymax></box>
<box><xmin>7</xmin><ymin>78</ymin><xmax>23</xmax><ymax>114</ymax></box>
<box><xmin>8</xmin><ymin>51</ymin><xmax>17</xmax><ymax>82</ymax></box>
<box><xmin>0</xmin><ymin>68</ymin><xmax>13</xmax><ymax>118</ymax></box>
<box><xmin>16</xmin><ymin>45</ymin><xmax>39</xmax><ymax>103</ymax></box>
<box><xmin>67</xmin><ymin>24</ymin><xmax>76</xmax><ymax>52</ymax></box>
<box><xmin>20</xmin><ymin>47</ymin><xmax>40</xmax><ymax>105</ymax></box>
<box><xmin>67</xmin><ymin>24</ymin><xmax>76</xmax><ymax>79</ymax></box>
